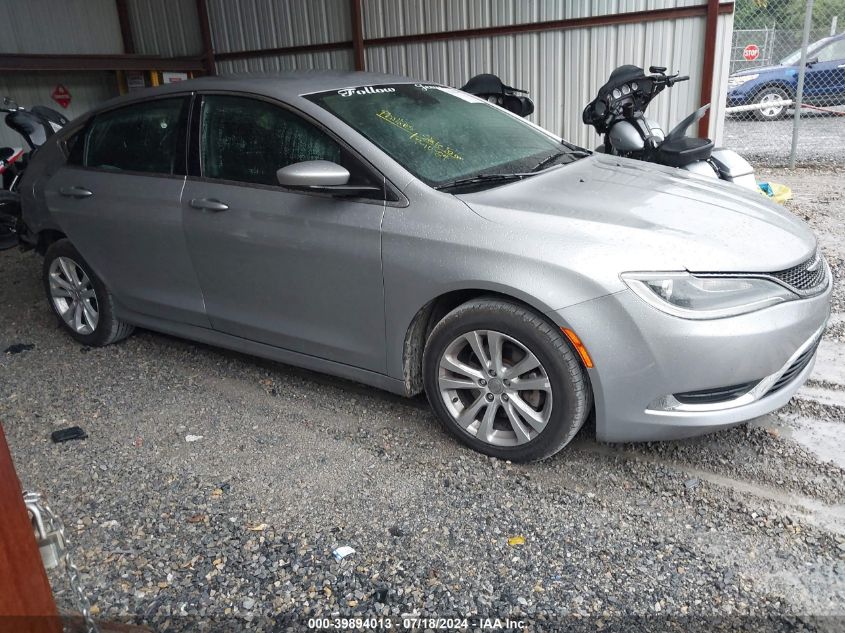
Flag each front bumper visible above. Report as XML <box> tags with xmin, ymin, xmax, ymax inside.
<box><xmin>726</xmin><ymin>91</ymin><xmax>753</xmax><ymax>107</ymax></box>
<box><xmin>552</xmin><ymin>281</ymin><xmax>831</xmax><ymax>443</ymax></box>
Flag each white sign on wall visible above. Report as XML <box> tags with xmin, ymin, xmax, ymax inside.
<box><xmin>162</xmin><ymin>72</ymin><xmax>189</xmax><ymax>84</ymax></box>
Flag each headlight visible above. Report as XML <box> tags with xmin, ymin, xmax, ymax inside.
<box><xmin>727</xmin><ymin>74</ymin><xmax>758</xmax><ymax>89</ymax></box>
<box><xmin>622</xmin><ymin>272</ymin><xmax>796</xmax><ymax>319</ymax></box>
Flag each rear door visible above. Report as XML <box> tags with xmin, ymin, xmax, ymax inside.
<box><xmin>804</xmin><ymin>38</ymin><xmax>845</xmax><ymax>102</ymax></box>
<box><xmin>43</xmin><ymin>96</ymin><xmax>210</xmax><ymax>327</ymax></box>
<box><xmin>181</xmin><ymin>93</ymin><xmax>388</xmax><ymax>372</ymax></box>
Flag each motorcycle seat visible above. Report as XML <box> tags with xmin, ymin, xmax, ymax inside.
<box><xmin>656</xmin><ymin>136</ymin><xmax>713</xmax><ymax>168</ymax></box>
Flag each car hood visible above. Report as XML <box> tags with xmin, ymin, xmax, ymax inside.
<box><xmin>458</xmin><ymin>154</ymin><xmax>816</xmax><ymax>275</ymax></box>
<box><xmin>731</xmin><ymin>64</ymin><xmax>792</xmax><ymax>77</ymax></box>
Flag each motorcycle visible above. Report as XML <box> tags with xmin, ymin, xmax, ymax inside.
<box><xmin>582</xmin><ymin>65</ymin><xmax>758</xmax><ymax>191</ymax></box>
<box><xmin>0</xmin><ymin>96</ymin><xmax>68</xmax><ymax>249</ymax></box>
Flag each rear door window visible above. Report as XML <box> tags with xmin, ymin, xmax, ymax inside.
<box><xmin>817</xmin><ymin>39</ymin><xmax>845</xmax><ymax>62</ymax></box>
<box><xmin>84</xmin><ymin>97</ymin><xmax>188</xmax><ymax>175</ymax></box>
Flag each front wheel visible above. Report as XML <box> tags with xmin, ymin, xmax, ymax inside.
<box><xmin>752</xmin><ymin>86</ymin><xmax>791</xmax><ymax>121</ymax></box>
<box><xmin>423</xmin><ymin>298</ymin><xmax>592</xmax><ymax>462</ymax></box>
<box><xmin>43</xmin><ymin>239</ymin><xmax>134</xmax><ymax>346</ymax></box>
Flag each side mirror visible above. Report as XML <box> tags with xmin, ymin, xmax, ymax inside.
<box><xmin>276</xmin><ymin>160</ymin><xmax>350</xmax><ymax>187</ymax></box>
<box><xmin>805</xmin><ymin>56</ymin><xmax>819</xmax><ymax>67</ymax></box>
<box><xmin>276</xmin><ymin>160</ymin><xmax>382</xmax><ymax>197</ymax></box>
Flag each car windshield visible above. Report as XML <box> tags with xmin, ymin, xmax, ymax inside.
<box><xmin>780</xmin><ymin>37</ymin><xmax>833</xmax><ymax>65</ymax></box>
<box><xmin>305</xmin><ymin>83</ymin><xmax>584</xmax><ymax>188</ymax></box>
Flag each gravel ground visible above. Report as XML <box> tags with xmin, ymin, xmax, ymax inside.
<box><xmin>723</xmin><ymin>109</ymin><xmax>845</xmax><ymax>167</ymax></box>
<box><xmin>1</xmin><ymin>167</ymin><xmax>844</xmax><ymax>632</ymax></box>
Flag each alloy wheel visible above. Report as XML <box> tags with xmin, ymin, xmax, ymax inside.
<box><xmin>48</xmin><ymin>256</ymin><xmax>99</xmax><ymax>335</ymax></box>
<box><xmin>437</xmin><ymin>329</ymin><xmax>553</xmax><ymax>447</ymax></box>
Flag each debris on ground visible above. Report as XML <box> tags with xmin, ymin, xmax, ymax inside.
<box><xmin>4</xmin><ymin>342</ymin><xmax>34</xmax><ymax>354</ymax></box>
<box><xmin>758</xmin><ymin>181</ymin><xmax>793</xmax><ymax>203</ymax></box>
<box><xmin>50</xmin><ymin>426</ymin><xmax>87</xmax><ymax>443</ymax></box>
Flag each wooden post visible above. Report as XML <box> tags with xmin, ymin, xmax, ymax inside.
<box><xmin>0</xmin><ymin>424</ymin><xmax>62</xmax><ymax>633</ymax></box>
<box><xmin>115</xmin><ymin>0</ymin><xmax>135</xmax><ymax>55</ymax></box>
<box><xmin>350</xmin><ymin>0</ymin><xmax>365</xmax><ymax>71</ymax></box>
<box><xmin>698</xmin><ymin>0</ymin><xmax>720</xmax><ymax>138</ymax></box>
<box><xmin>195</xmin><ymin>0</ymin><xmax>216</xmax><ymax>75</ymax></box>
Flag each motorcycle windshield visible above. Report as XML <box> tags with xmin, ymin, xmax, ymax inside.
<box><xmin>664</xmin><ymin>104</ymin><xmax>710</xmax><ymax>141</ymax></box>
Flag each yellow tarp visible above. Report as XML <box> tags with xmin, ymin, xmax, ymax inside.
<box><xmin>758</xmin><ymin>182</ymin><xmax>793</xmax><ymax>204</ymax></box>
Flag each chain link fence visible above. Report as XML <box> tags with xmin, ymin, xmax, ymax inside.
<box><xmin>722</xmin><ymin>0</ymin><xmax>845</xmax><ymax>166</ymax></box>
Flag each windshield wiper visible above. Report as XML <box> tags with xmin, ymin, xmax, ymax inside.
<box><xmin>532</xmin><ymin>151</ymin><xmax>569</xmax><ymax>172</ymax></box>
<box><xmin>435</xmin><ymin>173</ymin><xmax>530</xmax><ymax>192</ymax></box>
<box><xmin>532</xmin><ymin>145</ymin><xmax>592</xmax><ymax>172</ymax></box>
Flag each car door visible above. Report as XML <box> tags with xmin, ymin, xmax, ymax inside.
<box><xmin>43</xmin><ymin>95</ymin><xmax>210</xmax><ymax>327</ymax></box>
<box><xmin>181</xmin><ymin>93</ymin><xmax>388</xmax><ymax>372</ymax></box>
<box><xmin>804</xmin><ymin>38</ymin><xmax>845</xmax><ymax>102</ymax></box>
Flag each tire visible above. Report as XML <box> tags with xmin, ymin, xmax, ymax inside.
<box><xmin>752</xmin><ymin>86</ymin><xmax>791</xmax><ymax>121</ymax></box>
<box><xmin>42</xmin><ymin>239</ymin><xmax>134</xmax><ymax>346</ymax></box>
<box><xmin>422</xmin><ymin>297</ymin><xmax>592</xmax><ymax>462</ymax></box>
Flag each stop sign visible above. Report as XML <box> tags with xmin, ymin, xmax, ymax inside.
<box><xmin>743</xmin><ymin>44</ymin><xmax>760</xmax><ymax>62</ymax></box>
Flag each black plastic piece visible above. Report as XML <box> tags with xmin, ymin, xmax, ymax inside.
<box><xmin>674</xmin><ymin>381</ymin><xmax>758</xmax><ymax>405</ymax></box>
<box><xmin>51</xmin><ymin>426</ymin><xmax>88</xmax><ymax>443</ymax></box>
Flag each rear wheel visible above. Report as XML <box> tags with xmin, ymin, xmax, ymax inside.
<box><xmin>423</xmin><ymin>298</ymin><xmax>592</xmax><ymax>462</ymax></box>
<box><xmin>752</xmin><ymin>86</ymin><xmax>790</xmax><ymax>121</ymax></box>
<box><xmin>43</xmin><ymin>239</ymin><xmax>134</xmax><ymax>346</ymax></box>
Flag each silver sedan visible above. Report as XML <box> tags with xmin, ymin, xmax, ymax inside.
<box><xmin>19</xmin><ymin>72</ymin><xmax>831</xmax><ymax>461</ymax></box>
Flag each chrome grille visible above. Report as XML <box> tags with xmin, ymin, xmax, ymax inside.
<box><xmin>769</xmin><ymin>250</ymin><xmax>828</xmax><ymax>294</ymax></box>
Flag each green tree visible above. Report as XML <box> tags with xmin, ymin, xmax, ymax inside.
<box><xmin>734</xmin><ymin>0</ymin><xmax>845</xmax><ymax>32</ymax></box>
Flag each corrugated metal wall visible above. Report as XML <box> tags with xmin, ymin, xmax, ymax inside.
<box><xmin>204</xmin><ymin>0</ymin><xmax>732</xmax><ymax>146</ymax></box>
<box><xmin>217</xmin><ymin>50</ymin><xmax>355</xmax><ymax>75</ymax></box>
<box><xmin>210</xmin><ymin>0</ymin><xmax>355</xmax><ymax>74</ymax></box>
<box><xmin>361</xmin><ymin>0</ymin><xmax>704</xmax><ymax>37</ymax></box>
<box><xmin>0</xmin><ymin>1</ymin><xmax>733</xmax><ymax>150</ymax></box>
<box><xmin>0</xmin><ymin>0</ymin><xmax>122</xmax><ymax>148</ymax></box>
<box><xmin>0</xmin><ymin>0</ymin><xmax>122</xmax><ymax>55</ymax></box>
<box><xmin>127</xmin><ymin>0</ymin><xmax>203</xmax><ymax>57</ymax></box>
<box><xmin>360</xmin><ymin>0</ymin><xmax>728</xmax><ymax>147</ymax></box>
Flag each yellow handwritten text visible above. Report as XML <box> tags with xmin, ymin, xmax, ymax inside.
<box><xmin>375</xmin><ymin>109</ymin><xmax>462</xmax><ymax>160</ymax></box>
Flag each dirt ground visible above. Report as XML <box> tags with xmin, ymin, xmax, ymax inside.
<box><xmin>0</xmin><ymin>166</ymin><xmax>843</xmax><ymax>632</ymax></box>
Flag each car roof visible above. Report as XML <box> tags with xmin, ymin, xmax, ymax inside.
<box><xmin>811</xmin><ymin>33</ymin><xmax>845</xmax><ymax>50</ymax></box>
<box><xmin>94</xmin><ymin>70</ymin><xmax>426</xmax><ymax>113</ymax></box>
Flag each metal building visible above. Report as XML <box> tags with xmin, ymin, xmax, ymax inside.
<box><xmin>0</xmin><ymin>0</ymin><xmax>735</xmax><ymax>149</ymax></box>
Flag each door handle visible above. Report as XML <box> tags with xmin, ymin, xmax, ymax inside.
<box><xmin>59</xmin><ymin>186</ymin><xmax>93</xmax><ymax>198</ymax></box>
<box><xmin>190</xmin><ymin>198</ymin><xmax>229</xmax><ymax>212</ymax></box>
